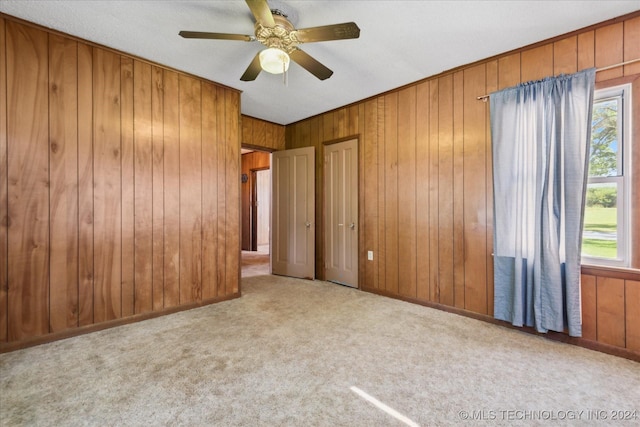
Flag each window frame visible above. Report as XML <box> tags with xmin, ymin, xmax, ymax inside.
<box><xmin>581</xmin><ymin>83</ymin><xmax>632</xmax><ymax>268</ymax></box>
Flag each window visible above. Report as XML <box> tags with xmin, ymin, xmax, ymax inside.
<box><xmin>581</xmin><ymin>84</ymin><xmax>631</xmax><ymax>267</ymax></box>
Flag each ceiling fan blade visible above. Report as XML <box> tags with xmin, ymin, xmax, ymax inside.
<box><xmin>290</xmin><ymin>49</ymin><xmax>333</xmax><ymax>80</ymax></box>
<box><xmin>245</xmin><ymin>0</ymin><xmax>276</xmax><ymax>27</ymax></box>
<box><xmin>293</xmin><ymin>22</ymin><xmax>360</xmax><ymax>43</ymax></box>
<box><xmin>179</xmin><ymin>31</ymin><xmax>253</xmax><ymax>42</ymax></box>
<box><xmin>240</xmin><ymin>52</ymin><xmax>263</xmax><ymax>81</ymax></box>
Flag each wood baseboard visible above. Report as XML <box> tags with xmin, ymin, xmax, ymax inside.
<box><xmin>361</xmin><ymin>286</ymin><xmax>640</xmax><ymax>363</ymax></box>
<box><xmin>0</xmin><ymin>292</ymin><xmax>241</xmax><ymax>354</ymax></box>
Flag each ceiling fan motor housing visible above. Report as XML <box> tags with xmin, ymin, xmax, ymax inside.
<box><xmin>255</xmin><ymin>14</ymin><xmax>300</xmax><ymax>53</ymax></box>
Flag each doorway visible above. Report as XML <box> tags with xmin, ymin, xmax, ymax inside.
<box><xmin>241</xmin><ymin>149</ymin><xmax>271</xmax><ymax>277</ymax></box>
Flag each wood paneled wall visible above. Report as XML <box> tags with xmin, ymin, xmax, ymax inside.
<box><xmin>581</xmin><ymin>268</ymin><xmax>640</xmax><ymax>353</ymax></box>
<box><xmin>241</xmin><ymin>151</ymin><xmax>271</xmax><ymax>250</ymax></box>
<box><xmin>285</xmin><ymin>13</ymin><xmax>640</xmax><ymax>356</ymax></box>
<box><xmin>242</xmin><ymin>115</ymin><xmax>285</xmax><ymax>151</ymax></box>
<box><xmin>0</xmin><ymin>17</ymin><xmax>241</xmax><ymax>349</ymax></box>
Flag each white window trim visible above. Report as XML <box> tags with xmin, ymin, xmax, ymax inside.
<box><xmin>582</xmin><ymin>83</ymin><xmax>632</xmax><ymax>268</ymax></box>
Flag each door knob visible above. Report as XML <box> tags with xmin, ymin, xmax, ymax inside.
<box><xmin>305</xmin><ymin>222</ymin><xmax>311</xmax><ymax>228</ymax></box>
<box><xmin>349</xmin><ymin>223</ymin><xmax>355</xmax><ymax>229</ymax></box>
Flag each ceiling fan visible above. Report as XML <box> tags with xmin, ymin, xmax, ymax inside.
<box><xmin>179</xmin><ymin>0</ymin><xmax>360</xmax><ymax>81</ymax></box>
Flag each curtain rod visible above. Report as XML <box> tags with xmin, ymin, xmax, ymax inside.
<box><xmin>476</xmin><ymin>58</ymin><xmax>640</xmax><ymax>102</ymax></box>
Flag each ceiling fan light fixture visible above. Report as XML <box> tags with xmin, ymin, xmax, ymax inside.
<box><xmin>259</xmin><ymin>48</ymin><xmax>290</xmax><ymax>74</ymax></box>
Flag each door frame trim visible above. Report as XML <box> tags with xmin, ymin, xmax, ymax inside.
<box><xmin>323</xmin><ymin>135</ymin><xmax>361</xmax><ymax>146</ymax></box>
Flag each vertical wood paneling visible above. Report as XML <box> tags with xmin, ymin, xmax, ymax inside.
<box><xmin>202</xmin><ymin>83</ymin><xmax>218</xmax><ymax>300</ymax></box>
<box><xmin>263</xmin><ymin>118</ymin><xmax>273</xmax><ymax>150</ymax></box>
<box><xmin>349</xmin><ymin>105</ymin><xmax>359</xmax><ymax>137</ymax></box>
<box><xmin>120</xmin><ymin>57</ymin><xmax>134</xmax><ymax>318</ymax></box>
<box><xmin>0</xmin><ymin>17</ymin><xmax>8</xmax><ymax>342</ymax></box>
<box><xmin>7</xmin><ymin>22</ymin><xmax>50</xmax><ymax>340</ymax></box>
<box><xmin>577</xmin><ymin>31</ymin><xmax>595</xmax><ymax>71</ymax></box>
<box><xmin>554</xmin><ymin>36</ymin><xmax>577</xmax><ymax>75</ymax></box>
<box><xmin>357</xmin><ymin>104</ymin><xmax>366</xmax><ymax>288</ymax></box>
<box><xmin>323</xmin><ymin>113</ymin><xmax>335</xmax><ymax>143</ymax></box>
<box><xmin>397</xmin><ymin>87</ymin><xmax>416</xmax><ymax>298</ymax></box>
<box><xmin>596</xmin><ymin>277</ymin><xmax>625</xmax><ymax>348</ymax></box>
<box><xmin>216</xmin><ymin>87</ymin><xmax>227</xmax><ymax>296</ymax></box>
<box><xmin>241</xmin><ymin>115</ymin><xmax>285</xmax><ymax>151</ymax></box>
<box><xmin>1</xmin><ymin>19</ymin><xmax>243</xmax><ymax>349</ymax></box>
<box><xmin>415</xmin><ymin>82</ymin><xmax>430</xmax><ymax>301</ymax></box>
<box><xmin>178</xmin><ymin>75</ymin><xmax>202</xmax><ymax>303</ymax></box>
<box><xmin>463</xmin><ymin>64</ymin><xmax>487</xmax><ymax>315</ymax></box>
<box><xmin>92</xmin><ymin>48</ymin><xmax>121</xmax><ymax>323</ymax></box>
<box><xmin>287</xmin><ymin>124</ymin><xmax>299</xmax><ymax>148</ymax></box>
<box><xmin>581</xmin><ymin>274</ymin><xmax>597</xmax><ymax>341</ymax></box>
<box><xmin>428</xmin><ymin>80</ymin><xmax>439</xmax><ymax>302</ymax></box>
<box><xmin>297</xmin><ymin>120</ymin><xmax>311</xmax><ymax>148</ymax></box>
<box><xmin>376</xmin><ymin>97</ymin><xmax>386</xmax><ymax>292</ymax></box>
<box><xmin>241</xmin><ymin>116</ymin><xmax>252</xmax><ymax>145</ymax></box>
<box><xmin>162</xmin><ymin>70</ymin><xmax>180</xmax><ymax>308</ymax></box>
<box><xmin>151</xmin><ymin>66</ymin><xmax>164</xmax><ymax>311</ymax></box>
<box><xmin>225</xmin><ymin>91</ymin><xmax>240</xmax><ymax>294</ymax></box>
<box><xmin>285</xmin><ymin>125</ymin><xmax>296</xmax><ymax>149</ymax></box>
<box><xmin>275</xmin><ymin>126</ymin><xmax>285</xmax><ymax>151</ymax></box>
<box><xmin>452</xmin><ymin>71</ymin><xmax>465</xmax><ymax>309</ymax></box>
<box><xmin>133</xmin><ymin>60</ymin><xmax>153</xmax><ymax>314</ymax></box>
<box><xmin>264</xmin><ymin>119</ymin><xmax>273</xmax><ymax>150</ymax></box>
<box><xmin>623</xmin><ymin>16</ymin><xmax>640</xmax><ymax>75</ymax></box>
<box><xmin>48</xmin><ymin>34</ymin><xmax>79</xmax><ymax>332</ymax></box>
<box><xmin>521</xmin><ymin>44</ymin><xmax>553</xmax><ymax>82</ymax></box>
<box><xmin>345</xmin><ymin>106</ymin><xmax>355</xmax><ymax>137</ymax></box>
<box><xmin>383</xmin><ymin>92</ymin><xmax>398</xmax><ymax>295</ymax></box>
<box><xmin>595</xmin><ymin>23</ymin><xmax>624</xmax><ymax>82</ymax></box>
<box><xmin>498</xmin><ymin>53</ymin><xmax>520</xmax><ymax>90</ymax></box>
<box><xmin>253</xmin><ymin>118</ymin><xmax>266</xmax><ymax>148</ymax></box>
<box><xmin>625</xmin><ymin>280</ymin><xmax>640</xmax><ymax>352</ymax></box>
<box><xmin>339</xmin><ymin>107</ymin><xmax>348</xmax><ymax>137</ymax></box>
<box><xmin>438</xmin><ymin>76</ymin><xmax>454</xmax><ymax>306</ymax></box>
<box><xmin>332</xmin><ymin>109</ymin><xmax>343</xmax><ymax>138</ymax></box>
<box><xmin>347</xmin><ymin>105</ymin><xmax>356</xmax><ymax>137</ymax></box>
<box><xmin>77</xmin><ymin>43</ymin><xmax>94</xmax><ymax>327</ymax></box>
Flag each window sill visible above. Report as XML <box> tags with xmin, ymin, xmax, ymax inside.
<box><xmin>581</xmin><ymin>264</ymin><xmax>640</xmax><ymax>281</ymax></box>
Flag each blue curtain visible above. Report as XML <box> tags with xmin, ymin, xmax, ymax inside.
<box><xmin>490</xmin><ymin>68</ymin><xmax>595</xmax><ymax>337</ymax></box>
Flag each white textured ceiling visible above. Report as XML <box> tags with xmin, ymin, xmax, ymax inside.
<box><xmin>1</xmin><ymin>1</ymin><xmax>638</xmax><ymax>125</ymax></box>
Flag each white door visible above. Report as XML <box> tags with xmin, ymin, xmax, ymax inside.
<box><xmin>324</xmin><ymin>139</ymin><xmax>358</xmax><ymax>288</ymax></box>
<box><xmin>271</xmin><ymin>147</ymin><xmax>315</xmax><ymax>279</ymax></box>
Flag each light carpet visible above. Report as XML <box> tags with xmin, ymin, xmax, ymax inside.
<box><xmin>1</xmin><ymin>274</ymin><xmax>639</xmax><ymax>426</ymax></box>
<box><xmin>241</xmin><ymin>250</ymin><xmax>270</xmax><ymax>278</ymax></box>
